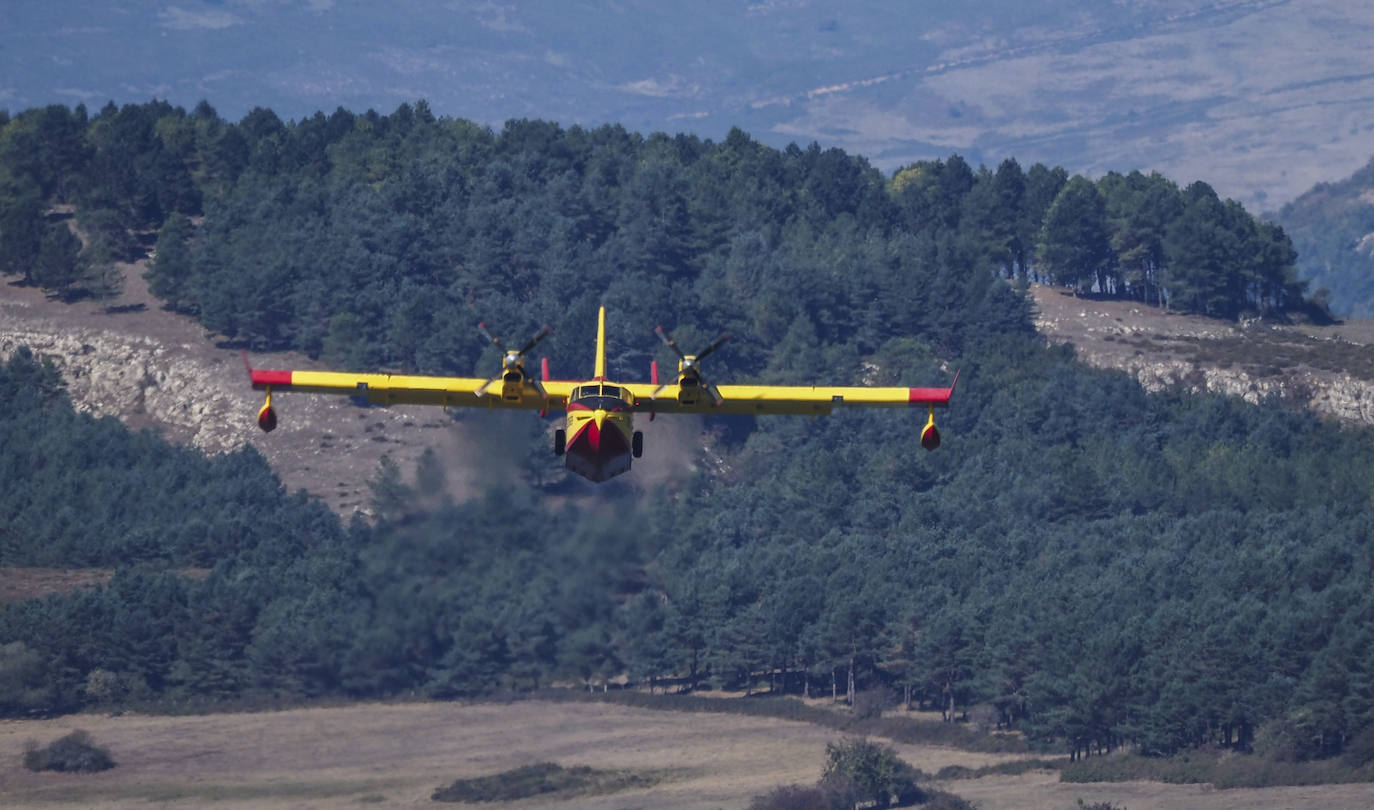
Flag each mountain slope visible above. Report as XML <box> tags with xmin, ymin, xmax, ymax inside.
<box><xmin>0</xmin><ymin>265</ymin><xmax>466</xmax><ymax>516</ymax></box>
<box><xmin>5</xmin><ymin>1</ymin><xmax>1374</xmax><ymax>209</ymax></box>
<box><xmin>1031</xmin><ymin>283</ymin><xmax>1374</xmax><ymax>424</ymax></box>
<box><xmin>1275</xmin><ymin>157</ymin><xmax>1374</xmax><ymax>318</ymax></box>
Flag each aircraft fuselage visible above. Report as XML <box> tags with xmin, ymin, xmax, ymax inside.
<box><xmin>563</xmin><ymin>384</ymin><xmax>636</xmax><ymax>482</ymax></box>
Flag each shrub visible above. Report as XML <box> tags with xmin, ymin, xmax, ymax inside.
<box><xmin>921</xmin><ymin>790</ymin><xmax>977</xmax><ymax>810</ymax></box>
<box><xmin>431</xmin><ymin>761</ymin><xmax>657</xmax><ymax>802</ymax></box>
<box><xmin>22</xmin><ymin>730</ymin><xmax>115</xmax><ymax>773</ymax></box>
<box><xmin>748</xmin><ymin>783</ymin><xmax>836</xmax><ymax>810</ymax></box>
<box><xmin>823</xmin><ymin>737</ymin><xmax>921</xmax><ymax>809</ymax></box>
<box><xmin>1343</xmin><ymin>725</ymin><xmax>1374</xmax><ymax>768</ymax></box>
<box><xmin>852</xmin><ymin>689</ymin><xmax>893</xmax><ymax>721</ymax></box>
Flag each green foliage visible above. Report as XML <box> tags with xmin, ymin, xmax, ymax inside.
<box><xmin>0</xmin><ymin>178</ymin><xmax>46</xmax><ymax>278</ymax></box>
<box><xmin>31</xmin><ymin>220</ymin><xmax>84</xmax><ymax>297</ymax></box>
<box><xmin>933</xmin><ymin>759</ymin><xmax>1062</xmax><ymax>780</ymax></box>
<box><xmin>1037</xmin><ymin>176</ymin><xmax>1115</xmax><ymax>293</ymax></box>
<box><xmin>1060</xmin><ymin>747</ymin><xmax>1374</xmax><ymax>789</ymax></box>
<box><xmin>0</xmin><ymin>641</ymin><xmax>57</xmax><ymax>715</ymax></box>
<box><xmin>822</xmin><ymin>737</ymin><xmax>922</xmax><ymax>809</ymax></box>
<box><xmin>148</xmin><ymin>211</ymin><xmax>194</xmax><ymax>310</ymax></box>
<box><xmin>750</xmin><ymin>742</ymin><xmax>975</xmax><ymax>810</ymax></box>
<box><xmin>0</xmin><ymin>101</ymin><xmax>1367</xmax><ymax>773</ymax></box>
<box><xmin>749</xmin><ymin>784</ymin><xmax>839</xmax><ymax>810</ymax></box>
<box><xmin>431</xmin><ymin>761</ymin><xmax>658</xmax><ymax>803</ymax></box>
<box><xmin>23</xmin><ymin>730</ymin><xmax>115</xmax><ymax>773</ymax></box>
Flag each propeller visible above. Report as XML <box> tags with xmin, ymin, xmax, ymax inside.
<box><xmin>654</xmin><ymin>325</ymin><xmax>729</xmax><ymax>405</ymax></box>
<box><xmin>476</xmin><ymin>322</ymin><xmax>552</xmax><ymax>397</ymax></box>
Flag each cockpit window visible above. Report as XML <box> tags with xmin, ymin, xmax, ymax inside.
<box><xmin>570</xmin><ymin>383</ymin><xmax>632</xmax><ymax>411</ymax></box>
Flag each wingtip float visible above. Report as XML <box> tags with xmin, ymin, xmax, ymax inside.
<box><xmin>244</xmin><ymin>308</ymin><xmax>958</xmax><ymax>482</ymax></box>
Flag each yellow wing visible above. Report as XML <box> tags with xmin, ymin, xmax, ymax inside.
<box><xmin>621</xmin><ymin>378</ymin><xmax>957</xmax><ymax>416</ymax></box>
<box><xmin>249</xmin><ymin>367</ymin><xmax>575</xmax><ymax>410</ymax></box>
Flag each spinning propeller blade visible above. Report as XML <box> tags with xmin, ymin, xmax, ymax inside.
<box><xmin>653</xmin><ymin>326</ymin><xmax>729</xmax><ymax>404</ymax></box>
<box><xmin>695</xmin><ymin>333</ymin><xmax>730</xmax><ymax>362</ymax></box>
<box><xmin>519</xmin><ymin>325</ymin><xmax>553</xmax><ymax>356</ymax></box>
<box><xmin>474</xmin><ymin>322</ymin><xmax>553</xmax><ymax>397</ymax></box>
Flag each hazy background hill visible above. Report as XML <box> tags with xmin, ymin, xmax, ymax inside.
<box><xmin>1276</xmin><ymin>157</ymin><xmax>1374</xmax><ymax>317</ymax></box>
<box><xmin>4</xmin><ymin>0</ymin><xmax>1372</xmax><ymax>211</ymax></box>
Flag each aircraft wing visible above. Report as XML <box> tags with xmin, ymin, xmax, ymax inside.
<box><xmin>249</xmin><ymin>366</ymin><xmax>576</xmax><ymax>410</ymax></box>
<box><xmin>623</xmin><ymin>375</ymin><xmax>958</xmax><ymax>416</ymax></box>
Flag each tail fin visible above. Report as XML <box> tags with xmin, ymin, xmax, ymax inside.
<box><xmin>594</xmin><ymin>306</ymin><xmax>608</xmax><ymax>380</ymax></box>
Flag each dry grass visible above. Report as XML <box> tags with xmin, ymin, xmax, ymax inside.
<box><xmin>0</xmin><ymin>568</ymin><xmax>211</xmax><ymax>604</ymax></box>
<box><xmin>1</xmin><ymin>701</ymin><xmax>1371</xmax><ymax>810</ymax></box>
<box><xmin>0</xmin><ymin>569</ymin><xmax>114</xmax><ymax>604</ymax></box>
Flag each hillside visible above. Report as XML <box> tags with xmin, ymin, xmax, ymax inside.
<box><xmin>0</xmin><ymin>264</ymin><xmax>473</xmax><ymax>516</ymax></box>
<box><xmin>7</xmin><ymin>1</ymin><xmax>1374</xmax><ymax>209</ymax></box>
<box><xmin>8</xmin><ymin>271</ymin><xmax>1374</xmax><ymax>522</ymax></box>
<box><xmin>1030</xmin><ymin>284</ymin><xmax>1374</xmax><ymax>425</ymax></box>
<box><xmin>1275</xmin><ymin>156</ymin><xmax>1374</xmax><ymax>318</ymax></box>
<box><xmin>9</xmin><ymin>104</ymin><xmax>1374</xmax><ymax>768</ymax></box>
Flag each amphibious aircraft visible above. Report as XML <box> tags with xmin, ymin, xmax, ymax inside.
<box><xmin>246</xmin><ymin>307</ymin><xmax>958</xmax><ymax>483</ymax></box>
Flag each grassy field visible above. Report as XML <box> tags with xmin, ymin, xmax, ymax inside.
<box><xmin>3</xmin><ymin>700</ymin><xmax>1374</xmax><ymax>809</ymax></box>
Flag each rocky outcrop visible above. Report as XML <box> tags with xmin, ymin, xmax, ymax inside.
<box><xmin>0</xmin><ymin>324</ymin><xmax>253</xmax><ymax>454</ymax></box>
<box><xmin>1032</xmin><ymin>287</ymin><xmax>1374</xmax><ymax>426</ymax></box>
<box><xmin>0</xmin><ymin>287</ymin><xmax>461</xmax><ymax>515</ymax></box>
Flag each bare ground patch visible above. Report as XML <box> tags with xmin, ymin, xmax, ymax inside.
<box><xmin>1030</xmin><ymin>283</ymin><xmax>1374</xmax><ymax>422</ymax></box>
<box><xmin>2</xmin><ymin>266</ymin><xmax>474</xmax><ymax>516</ymax></box>
<box><xmin>0</xmin><ymin>568</ymin><xmax>211</xmax><ymax>604</ymax></box>
<box><xmin>0</xmin><ymin>569</ymin><xmax>113</xmax><ymax>604</ymax></box>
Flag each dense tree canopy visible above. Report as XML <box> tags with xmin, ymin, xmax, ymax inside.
<box><xmin>0</xmin><ymin>101</ymin><xmax>1364</xmax><ymax>765</ymax></box>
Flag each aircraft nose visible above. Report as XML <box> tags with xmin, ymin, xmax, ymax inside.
<box><xmin>594</xmin><ymin>409</ymin><xmax>607</xmax><ymax>430</ymax></box>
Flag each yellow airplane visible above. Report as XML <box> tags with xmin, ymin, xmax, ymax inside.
<box><xmin>247</xmin><ymin>307</ymin><xmax>958</xmax><ymax>482</ymax></box>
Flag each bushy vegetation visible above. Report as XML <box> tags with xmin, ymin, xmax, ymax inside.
<box><xmin>1</xmin><ymin>101</ymin><xmax>1372</xmax><ymax>772</ymax></box>
<box><xmin>822</xmin><ymin>737</ymin><xmax>923</xmax><ymax>808</ymax></box>
<box><xmin>22</xmin><ymin>730</ymin><xmax>115</xmax><ymax>773</ymax></box>
<box><xmin>1061</xmin><ymin>746</ymin><xmax>1374</xmax><ymax>789</ymax></box>
<box><xmin>750</xmin><ymin>738</ymin><xmax>973</xmax><ymax>810</ymax></box>
<box><xmin>431</xmin><ymin>762</ymin><xmax>658</xmax><ymax>803</ymax></box>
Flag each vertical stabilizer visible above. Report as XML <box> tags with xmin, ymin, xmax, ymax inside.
<box><xmin>594</xmin><ymin>306</ymin><xmax>607</xmax><ymax>380</ymax></box>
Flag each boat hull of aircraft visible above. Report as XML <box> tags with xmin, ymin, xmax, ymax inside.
<box><xmin>564</xmin><ymin>415</ymin><xmax>633</xmax><ymax>482</ymax></box>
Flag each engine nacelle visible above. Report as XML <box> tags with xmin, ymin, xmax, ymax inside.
<box><xmin>500</xmin><ymin>369</ymin><xmax>526</xmax><ymax>401</ymax></box>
